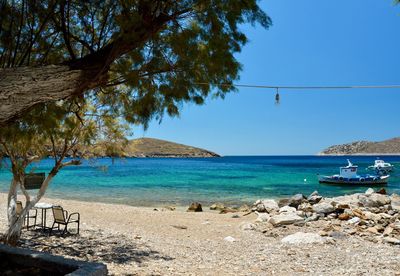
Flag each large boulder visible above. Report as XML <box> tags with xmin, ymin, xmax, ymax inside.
<box><xmin>312</xmin><ymin>201</ymin><xmax>335</xmax><ymax>214</ymax></box>
<box><xmin>358</xmin><ymin>194</ymin><xmax>391</xmax><ymax>208</ymax></box>
<box><xmin>288</xmin><ymin>194</ymin><xmax>307</xmax><ymax>208</ymax></box>
<box><xmin>281</xmin><ymin>232</ymin><xmax>325</xmax><ymax>244</ymax></box>
<box><xmin>269</xmin><ymin>213</ymin><xmax>304</xmax><ymax>227</ymax></box>
<box><xmin>255</xmin><ymin>199</ymin><xmax>279</xmax><ymax>213</ymax></box>
<box><xmin>187</xmin><ymin>202</ymin><xmax>203</xmax><ymax>212</ymax></box>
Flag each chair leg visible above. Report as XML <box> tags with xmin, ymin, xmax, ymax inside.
<box><xmin>49</xmin><ymin>222</ymin><xmax>56</xmax><ymax>236</ymax></box>
<box><xmin>62</xmin><ymin>224</ymin><xmax>68</xmax><ymax>236</ymax></box>
<box><xmin>77</xmin><ymin>221</ymin><xmax>79</xmax><ymax>235</ymax></box>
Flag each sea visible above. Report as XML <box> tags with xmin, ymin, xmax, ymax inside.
<box><xmin>1</xmin><ymin>156</ymin><xmax>399</xmax><ymax>207</ymax></box>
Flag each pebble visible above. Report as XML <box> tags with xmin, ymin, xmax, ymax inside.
<box><xmin>224</xmin><ymin>236</ymin><xmax>236</xmax><ymax>242</ymax></box>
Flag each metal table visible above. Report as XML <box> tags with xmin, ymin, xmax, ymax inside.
<box><xmin>33</xmin><ymin>202</ymin><xmax>53</xmax><ymax>231</ymax></box>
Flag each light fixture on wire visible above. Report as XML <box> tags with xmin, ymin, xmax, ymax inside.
<box><xmin>275</xmin><ymin>88</ymin><xmax>280</xmax><ymax>105</ymax></box>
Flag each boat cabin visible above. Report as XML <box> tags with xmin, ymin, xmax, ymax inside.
<box><xmin>339</xmin><ymin>159</ymin><xmax>358</xmax><ymax>178</ymax></box>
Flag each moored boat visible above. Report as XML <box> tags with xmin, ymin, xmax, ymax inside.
<box><xmin>367</xmin><ymin>159</ymin><xmax>394</xmax><ymax>173</ymax></box>
<box><xmin>318</xmin><ymin>159</ymin><xmax>389</xmax><ymax>185</ymax></box>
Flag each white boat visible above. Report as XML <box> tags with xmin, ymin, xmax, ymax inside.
<box><xmin>367</xmin><ymin>159</ymin><xmax>394</xmax><ymax>173</ymax></box>
<box><xmin>318</xmin><ymin>159</ymin><xmax>389</xmax><ymax>185</ymax></box>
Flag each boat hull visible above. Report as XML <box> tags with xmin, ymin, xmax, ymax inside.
<box><xmin>318</xmin><ymin>175</ymin><xmax>389</xmax><ymax>185</ymax></box>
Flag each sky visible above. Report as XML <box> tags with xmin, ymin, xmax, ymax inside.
<box><xmin>133</xmin><ymin>0</ymin><xmax>400</xmax><ymax>156</ymax></box>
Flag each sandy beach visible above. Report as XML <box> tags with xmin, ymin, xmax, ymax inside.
<box><xmin>1</xmin><ymin>192</ymin><xmax>400</xmax><ymax>275</ymax></box>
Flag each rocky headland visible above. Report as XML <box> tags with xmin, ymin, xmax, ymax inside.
<box><xmin>319</xmin><ymin>137</ymin><xmax>400</xmax><ymax>155</ymax></box>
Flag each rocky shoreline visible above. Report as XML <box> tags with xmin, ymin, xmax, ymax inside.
<box><xmin>244</xmin><ymin>188</ymin><xmax>400</xmax><ymax>245</ymax></box>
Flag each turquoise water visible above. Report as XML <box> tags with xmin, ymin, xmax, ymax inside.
<box><xmin>1</xmin><ymin>156</ymin><xmax>400</xmax><ymax>206</ymax></box>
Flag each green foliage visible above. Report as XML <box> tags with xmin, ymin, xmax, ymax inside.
<box><xmin>0</xmin><ymin>98</ymin><xmax>129</xmax><ymax>175</ymax></box>
<box><xmin>0</xmin><ymin>0</ymin><xmax>270</xmax><ymax>127</ymax></box>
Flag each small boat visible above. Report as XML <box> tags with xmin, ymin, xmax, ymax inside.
<box><xmin>367</xmin><ymin>159</ymin><xmax>394</xmax><ymax>173</ymax></box>
<box><xmin>318</xmin><ymin>159</ymin><xmax>389</xmax><ymax>185</ymax></box>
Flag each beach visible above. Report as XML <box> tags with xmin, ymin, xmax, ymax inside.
<box><xmin>1</xmin><ymin>192</ymin><xmax>400</xmax><ymax>275</ymax></box>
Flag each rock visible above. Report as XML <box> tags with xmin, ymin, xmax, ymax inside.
<box><xmin>307</xmin><ymin>191</ymin><xmax>322</xmax><ymax>203</ymax></box>
<box><xmin>269</xmin><ymin>213</ymin><xmax>304</xmax><ymax>227</ymax></box>
<box><xmin>210</xmin><ymin>202</ymin><xmax>225</xmax><ymax>211</ymax></box>
<box><xmin>377</xmin><ymin>188</ymin><xmax>387</xmax><ymax>195</ymax></box>
<box><xmin>224</xmin><ymin>236</ymin><xmax>236</xmax><ymax>242</ymax></box>
<box><xmin>240</xmin><ymin>223</ymin><xmax>256</xmax><ymax>231</ymax></box>
<box><xmin>367</xmin><ymin>227</ymin><xmax>379</xmax><ymax>235</ymax></box>
<box><xmin>308</xmin><ymin>195</ymin><xmax>322</xmax><ymax>205</ymax></box>
<box><xmin>239</xmin><ymin>204</ymin><xmax>250</xmax><ymax>212</ymax></box>
<box><xmin>277</xmin><ymin>198</ymin><xmax>290</xmax><ymax>208</ymax></box>
<box><xmin>358</xmin><ymin>194</ymin><xmax>391</xmax><ymax>208</ymax></box>
<box><xmin>348</xmin><ymin>217</ymin><xmax>361</xmax><ymax>224</ymax></box>
<box><xmin>363</xmin><ymin>211</ymin><xmax>381</xmax><ymax>222</ymax></box>
<box><xmin>255</xmin><ymin>212</ymin><xmax>271</xmax><ymax>222</ymax></box>
<box><xmin>352</xmin><ymin>209</ymin><xmax>367</xmax><ymax>220</ymax></box>
<box><xmin>336</xmin><ymin>203</ymin><xmax>350</xmax><ymax>210</ymax></box>
<box><xmin>171</xmin><ymin>225</ymin><xmax>188</xmax><ymax>230</ymax></box>
<box><xmin>298</xmin><ymin>202</ymin><xmax>313</xmax><ymax>212</ymax></box>
<box><xmin>231</xmin><ymin>214</ymin><xmax>240</xmax><ymax>218</ymax></box>
<box><xmin>257</xmin><ymin>199</ymin><xmax>279</xmax><ymax>213</ymax></box>
<box><xmin>219</xmin><ymin>208</ymin><xmax>238</xmax><ymax>214</ymax></box>
<box><xmin>279</xmin><ymin>206</ymin><xmax>297</xmax><ymax>213</ymax></box>
<box><xmin>390</xmin><ymin>194</ymin><xmax>400</xmax><ymax>212</ymax></box>
<box><xmin>365</xmin><ymin>188</ymin><xmax>375</xmax><ymax>195</ymax></box>
<box><xmin>305</xmin><ymin>213</ymin><xmax>319</xmax><ymax>222</ymax></box>
<box><xmin>382</xmin><ymin>237</ymin><xmax>400</xmax><ymax>245</ymax></box>
<box><xmin>166</xmin><ymin>206</ymin><xmax>176</xmax><ymax>211</ymax></box>
<box><xmin>281</xmin><ymin>232</ymin><xmax>325</xmax><ymax>245</ymax></box>
<box><xmin>187</xmin><ymin>202</ymin><xmax>203</xmax><ymax>212</ymax></box>
<box><xmin>288</xmin><ymin>194</ymin><xmax>306</xmax><ymax>208</ymax></box>
<box><xmin>318</xmin><ymin>230</ymin><xmax>328</xmax><ymax>236</ymax></box>
<box><xmin>296</xmin><ymin>210</ymin><xmax>305</xmax><ymax>217</ymax></box>
<box><xmin>346</xmin><ymin>228</ymin><xmax>357</xmax><ymax>235</ymax></box>
<box><xmin>338</xmin><ymin>213</ymin><xmax>350</xmax><ymax>220</ymax></box>
<box><xmin>327</xmin><ymin>213</ymin><xmax>337</xmax><ymax>219</ymax></box>
<box><xmin>255</xmin><ymin>203</ymin><xmax>266</xmax><ymax>212</ymax></box>
<box><xmin>312</xmin><ymin>201</ymin><xmax>335</xmax><ymax>214</ymax></box>
<box><xmin>329</xmin><ymin>231</ymin><xmax>346</xmax><ymax>239</ymax></box>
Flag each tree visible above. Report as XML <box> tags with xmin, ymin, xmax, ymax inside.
<box><xmin>0</xmin><ymin>0</ymin><xmax>270</xmax><ymax>126</ymax></box>
<box><xmin>0</xmin><ymin>100</ymin><xmax>127</xmax><ymax>245</ymax></box>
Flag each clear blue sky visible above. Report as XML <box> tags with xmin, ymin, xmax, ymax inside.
<box><xmin>133</xmin><ymin>0</ymin><xmax>400</xmax><ymax>156</ymax></box>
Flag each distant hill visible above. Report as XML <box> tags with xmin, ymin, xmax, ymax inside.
<box><xmin>319</xmin><ymin>137</ymin><xmax>400</xmax><ymax>155</ymax></box>
<box><xmin>92</xmin><ymin>138</ymin><xmax>220</xmax><ymax>158</ymax></box>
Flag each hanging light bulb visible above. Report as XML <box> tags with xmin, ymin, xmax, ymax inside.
<box><xmin>275</xmin><ymin>88</ymin><xmax>280</xmax><ymax>105</ymax></box>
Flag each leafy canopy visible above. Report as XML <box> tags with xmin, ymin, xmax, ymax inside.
<box><xmin>0</xmin><ymin>0</ymin><xmax>271</xmax><ymax>126</ymax></box>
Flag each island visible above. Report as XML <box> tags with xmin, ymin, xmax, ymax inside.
<box><xmin>318</xmin><ymin>137</ymin><xmax>400</xmax><ymax>155</ymax></box>
<box><xmin>91</xmin><ymin>137</ymin><xmax>220</xmax><ymax>158</ymax></box>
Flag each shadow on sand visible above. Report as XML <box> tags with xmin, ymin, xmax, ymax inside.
<box><xmin>18</xmin><ymin>229</ymin><xmax>173</xmax><ymax>265</ymax></box>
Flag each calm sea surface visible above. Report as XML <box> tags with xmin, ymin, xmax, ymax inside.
<box><xmin>1</xmin><ymin>156</ymin><xmax>400</xmax><ymax>206</ymax></box>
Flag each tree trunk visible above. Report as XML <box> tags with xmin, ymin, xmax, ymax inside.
<box><xmin>0</xmin><ymin>65</ymin><xmax>99</xmax><ymax>125</ymax></box>
<box><xmin>5</xmin><ymin>178</ymin><xmax>22</xmax><ymax>246</ymax></box>
<box><xmin>0</xmin><ymin>9</ymin><xmax>176</xmax><ymax>126</ymax></box>
<box><xmin>4</xmin><ymin>173</ymin><xmax>55</xmax><ymax>246</ymax></box>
